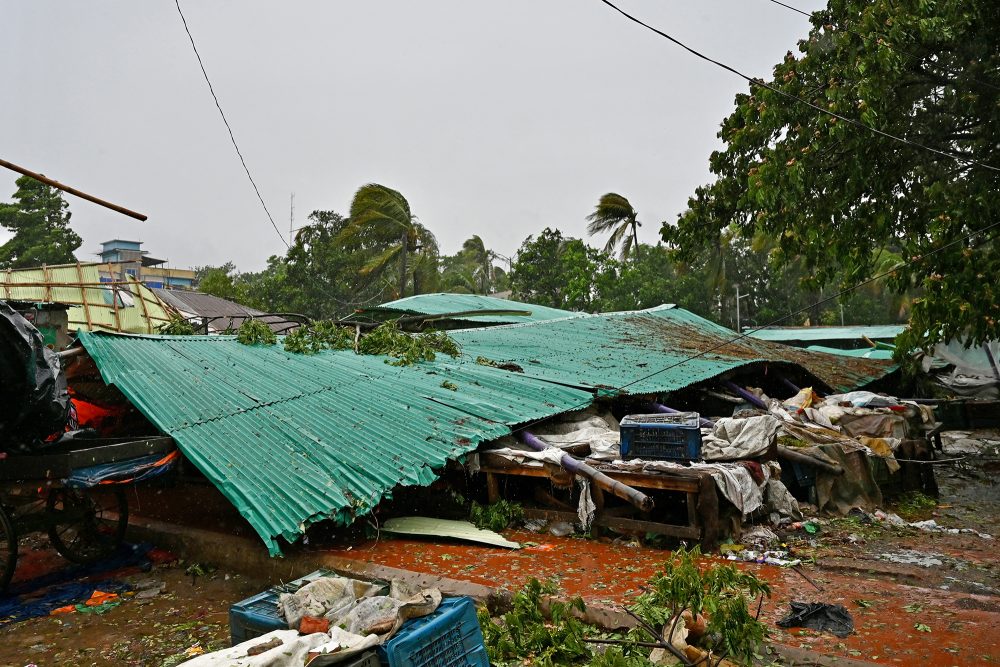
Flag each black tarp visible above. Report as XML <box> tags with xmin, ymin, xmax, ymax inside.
<box><xmin>0</xmin><ymin>301</ymin><xmax>69</xmax><ymax>449</ymax></box>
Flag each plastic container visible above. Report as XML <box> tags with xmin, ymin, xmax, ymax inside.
<box><xmin>619</xmin><ymin>413</ymin><xmax>702</xmax><ymax>461</ymax></box>
<box><xmin>229</xmin><ymin>568</ymin><xmax>344</xmax><ymax>645</ymax></box>
<box><xmin>377</xmin><ymin>596</ymin><xmax>489</xmax><ymax>667</ymax></box>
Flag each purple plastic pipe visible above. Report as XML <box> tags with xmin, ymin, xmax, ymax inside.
<box><xmin>721</xmin><ymin>380</ymin><xmax>769</xmax><ymax>410</ymax></box>
<box><xmin>518</xmin><ymin>431</ymin><xmax>653</xmax><ymax>512</ymax></box>
<box><xmin>650</xmin><ymin>402</ymin><xmax>716</xmax><ymax>428</ymax></box>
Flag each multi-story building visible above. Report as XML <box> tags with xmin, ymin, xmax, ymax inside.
<box><xmin>97</xmin><ymin>239</ymin><xmax>196</xmax><ymax>289</ymax></box>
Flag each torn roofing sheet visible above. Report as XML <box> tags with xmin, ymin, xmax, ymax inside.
<box><xmin>76</xmin><ymin>331</ymin><xmax>593</xmax><ymax>555</ymax></box>
<box><xmin>448</xmin><ymin>305</ymin><xmax>896</xmax><ymax>394</ymax></box>
<box><xmin>0</xmin><ymin>263</ymin><xmax>173</xmax><ymax>333</ymax></box>
<box><xmin>358</xmin><ymin>293</ymin><xmax>577</xmax><ymax>325</ymax></box>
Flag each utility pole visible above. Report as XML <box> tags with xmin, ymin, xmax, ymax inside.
<box><xmin>288</xmin><ymin>192</ymin><xmax>295</xmax><ymax>246</ymax></box>
<box><xmin>735</xmin><ymin>284</ymin><xmax>751</xmax><ymax>332</ymax></box>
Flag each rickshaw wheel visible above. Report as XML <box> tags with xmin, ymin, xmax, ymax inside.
<box><xmin>46</xmin><ymin>487</ymin><xmax>128</xmax><ymax>564</ymax></box>
<box><xmin>0</xmin><ymin>506</ymin><xmax>16</xmax><ymax>592</ymax></box>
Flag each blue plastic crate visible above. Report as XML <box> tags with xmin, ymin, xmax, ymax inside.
<box><xmin>377</xmin><ymin>596</ymin><xmax>489</xmax><ymax>667</ymax></box>
<box><xmin>229</xmin><ymin>588</ymin><xmax>285</xmax><ymax>645</ymax></box>
<box><xmin>620</xmin><ymin>413</ymin><xmax>702</xmax><ymax>461</ymax></box>
<box><xmin>229</xmin><ymin>568</ymin><xmax>344</xmax><ymax>645</ymax></box>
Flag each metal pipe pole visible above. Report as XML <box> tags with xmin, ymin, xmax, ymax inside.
<box><xmin>519</xmin><ymin>431</ymin><xmax>653</xmax><ymax>512</ymax></box>
<box><xmin>0</xmin><ymin>158</ymin><xmax>148</xmax><ymax>221</ymax></box>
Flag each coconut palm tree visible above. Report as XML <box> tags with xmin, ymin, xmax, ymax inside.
<box><xmin>586</xmin><ymin>193</ymin><xmax>641</xmax><ymax>261</ymax></box>
<box><xmin>338</xmin><ymin>184</ymin><xmax>429</xmax><ymax>298</ymax></box>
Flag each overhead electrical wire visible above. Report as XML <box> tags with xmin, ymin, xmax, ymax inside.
<box><xmin>763</xmin><ymin>0</ymin><xmax>1000</xmax><ymax>93</ymax></box>
<box><xmin>173</xmin><ymin>0</ymin><xmax>289</xmax><ymax>248</ymax></box>
<box><xmin>508</xmin><ymin>219</ymin><xmax>1000</xmax><ymax>434</ymax></box>
<box><xmin>596</xmin><ymin>0</ymin><xmax>1000</xmax><ymax>172</ymax></box>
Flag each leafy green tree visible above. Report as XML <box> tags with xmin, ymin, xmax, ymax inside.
<box><xmin>586</xmin><ymin>193</ymin><xmax>643</xmax><ymax>261</ymax></box>
<box><xmin>592</xmin><ymin>243</ymin><xmax>715</xmax><ymax>317</ymax></box>
<box><xmin>665</xmin><ymin>0</ymin><xmax>1000</xmax><ymax>349</ymax></box>
<box><xmin>0</xmin><ymin>176</ymin><xmax>82</xmax><ymax>268</ymax></box>
<box><xmin>510</xmin><ymin>228</ymin><xmax>601</xmax><ymax>311</ymax></box>
<box><xmin>194</xmin><ymin>261</ymin><xmax>240</xmax><ymax>301</ymax></box>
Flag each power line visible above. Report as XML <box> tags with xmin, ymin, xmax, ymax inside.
<box><xmin>763</xmin><ymin>0</ymin><xmax>1000</xmax><ymax>93</ymax></box>
<box><xmin>596</xmin><ymin>0</ymin><xmax>1000</xmax><ymax>173</ymax></box>
<box><xmin>173</xmin><ymin>0</ymin><xmax>289</xmax><ymax>248</ymax></box>
<box><xmin>507</xmin><ymin>219</ymin><xmax>1000</xmax><ymax>433</ymax></box>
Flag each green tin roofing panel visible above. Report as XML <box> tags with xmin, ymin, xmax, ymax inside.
<box><xmin>374</xmin><ymin>293</ymin><xmax>576</xmax><ymax>324</ymax></box>
<box><xmin>76</xmin><ymin>331</ymin><xmax>592</xmax><ymax>555</ymax></box>
<box><xmin>449</xmin><ymin>306</ymin><xmax>895</xmax><ymax>395</ymax></box>
<box><xmin>748</xmin><ymin>325</ymin><xmax>906</xmax><ymax>343</ymax></box>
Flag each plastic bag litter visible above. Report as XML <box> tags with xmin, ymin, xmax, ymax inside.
<box><xmin>777</xmin><ymin>601</ymin><xmax>854</xmax><ymax>637</ymax></box>
<box><xmin>279</xmin><ymin>577</ymin><xmax>382</xmax><ymax>630</ymax></box>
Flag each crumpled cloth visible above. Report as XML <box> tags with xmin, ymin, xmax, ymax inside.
<box><xmin>615</xmin><ymin>459</ymin><xmax>766</xmax><ymax>516</ymax></box>
<box><xmin>701</xmin><ymin>415</ymin><xmax>782</xmax><ymax>461</ymax></box>
<box><xmin>777</xmin><ymin>601</ymin><xmax>854</xmax><ymax>637</ymax></box>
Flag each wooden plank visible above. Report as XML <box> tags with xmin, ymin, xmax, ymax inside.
<box><xmin>522</xmin><ymin>508</ymin><xmax>701</xmax><ymax>540</ymax></box>
<box><xmin>74</xmin><ymin>262</ymin><xmax>93</xmax><ymax>330</ymax></box>
<box><xmin>600</xmin><ymin>470</ymin><xmax>701</xmax><ymax>493</ymax></box>
<box><xmin>697</xmin><ymin>474</ymin><xmax>720</xmax><ymax>550</ymax></box>
<box><xmin>480</xmin><ymin>453</ymin><xmax>702</xmax><ymax>492</ymax></box>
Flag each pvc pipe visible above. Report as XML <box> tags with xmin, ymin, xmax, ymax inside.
<box><xmin>519</xmin><ymin>431</ymin><xmax>654</xmax><ymax>512</ymax></box>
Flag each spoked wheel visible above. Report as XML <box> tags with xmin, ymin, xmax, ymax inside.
<box><xmin>0</xmin><ymin>506</ymin><xmax>17</xmax><ymax>592</ymax></box>
<box><xmin>46</xmin><ymin>487</ymin><xmax>128</xmax><ymax>564</ymax></box>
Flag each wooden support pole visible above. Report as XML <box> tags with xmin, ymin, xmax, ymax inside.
<box><xmin>0</xmin><ymin>157</ymin><xmax>147</xmax><ymax>221</ymax></box>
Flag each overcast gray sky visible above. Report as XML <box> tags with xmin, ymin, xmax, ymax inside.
<box><xmin>2</xmin><ymin>0</ymin><xmax>823</xmax><ymax>271</ymax></box>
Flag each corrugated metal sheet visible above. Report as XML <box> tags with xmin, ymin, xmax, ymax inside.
<box><xmin>152</xmin><ymin>289</ymin><xmax>296</xmax><ymax>333</ymax></box>
<box><xmin>748</xmin><ymin>325</ymin><xmax>906</xmax><ymax>343</ymax></box>
<box><xmin>76</xmin><ymin>331</ymin><xmax>593</xmax><ymax>555</ymax></box>
<box><xmin>449</xmin><ymin>305</ymin><xmax>895</xmax><ymax>394</ymax></box>
<box><xmin>371</xmin><ymin>293</ymin><xmax>576</xmax><ymax>324</ymax></box>
<box><xmin>0</xmin><ymin>263</ymin><xmax>172</xmax><ymax>334</ymax></box>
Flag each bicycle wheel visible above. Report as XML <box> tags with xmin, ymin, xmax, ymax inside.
<box><xmin>47</xmin><ymin>487</ymin><xmax>128</xmax><ymax>564</ymax></box>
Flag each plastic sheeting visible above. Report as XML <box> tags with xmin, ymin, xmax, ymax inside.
<box><xmin>64</xmin><ymin>450</ymin><xmax>180</xmax><ymax>488</ymax></box>
<box><xmin>0</xmin><ymin>301</ymin><xmax>69</xmax><ymax>450</ymax></box>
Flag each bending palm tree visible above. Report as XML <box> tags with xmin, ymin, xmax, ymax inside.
<box><xmin>338</xmin><ymin>183</ymin><xmax>423</xmax><ymax>298</ymax></box>
<box><xmin>586</xmin><ymin>193</ymin><xmax>641</xmax><ymax>261</ymax></box>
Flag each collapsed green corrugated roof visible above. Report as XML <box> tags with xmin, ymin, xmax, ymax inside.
<box><xmin>360</xmin><ymin>293</ymin><xmax>576</xmax><ymax>324</ymax></box>
<box><xmin>76</xmin><ymin>305</ymin><xmax>894</xmax><ymax>555</ymax></box>
<box><xmin>449</xmin><ymin>305</ymin><xmax>895</xmax><ymax>394</ymax></box>
<box><xmin>77</xmin><ymin>331</ymin><xmax>593</xmax><ymax>555</ymax></box>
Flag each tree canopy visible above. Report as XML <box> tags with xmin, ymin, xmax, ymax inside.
<box><xmin>664</xmin><ymin>0</ymin><xmax>999</xmax><ymax>350</ymax></box>
<box><xmin>0</xmin><ymin>176</ymin><xmax>82</xmax><ymax>268</ymax></box>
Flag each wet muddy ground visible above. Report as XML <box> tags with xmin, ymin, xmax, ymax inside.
<box><xmin>0</xmin><ymin>430</ymin><xmax>996</xmax><ymax>666</ymax></box>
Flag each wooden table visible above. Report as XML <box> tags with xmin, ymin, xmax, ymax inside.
<box><xmin>477</xmin><ymin>453</ymin><xmax>721</xmax><ymax>549</ymax></box>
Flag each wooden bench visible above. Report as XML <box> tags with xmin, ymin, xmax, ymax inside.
<box><xmin>476</xmin><ymin>453</ymin><xmax>721</xmax><ymax>549</ymax></box>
